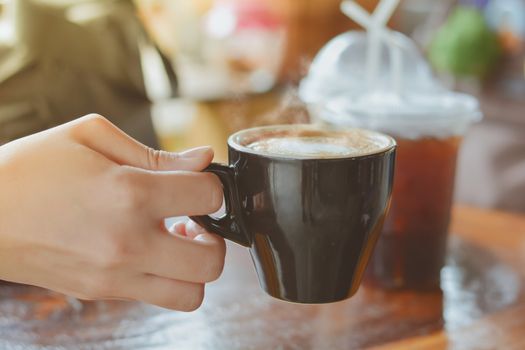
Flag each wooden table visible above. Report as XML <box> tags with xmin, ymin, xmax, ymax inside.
<box><xmin>0</xmin><ymin>205</ymin><xmax>525</xmax><ymax>349</ymax></box>
<box><xmin>1</xmin><ymin>94</ymin><xmax>524</xmax><ymax>348</ymax></box>
<box><xmin>375</xmin><ymin>206</ymin><xmax>525</xmax><ymax>350</ymax></box>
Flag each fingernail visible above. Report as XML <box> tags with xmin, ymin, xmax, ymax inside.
<box><xmin>168</xmin><ymin>221</ymin><xmax>187</xmax><ymax>236</ymax></box>
<box><xmin>179</xmin><ymin>146</ymin><xmax>212</xmax><ymax>158</ymax></box>
<box><xmin>187</xmin><ymin>220</ymin><xmax>208</xmax><ymax>235</ymax></box>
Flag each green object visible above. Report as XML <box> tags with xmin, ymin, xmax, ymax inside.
<box><xmin>429</xmin><ymin>5</ymin><xmax>501</xmax><ymax>78</ymax></box>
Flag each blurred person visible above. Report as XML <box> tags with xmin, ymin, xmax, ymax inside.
<box><xmin>0</xmin><ymin>0</ymin><xmax>172</xmax><ymax>146</ymax></box>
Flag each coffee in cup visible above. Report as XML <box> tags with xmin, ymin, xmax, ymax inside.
<box><xmin>191</xmin><ymin>124</ymin><xmax>396</xmax><ymax>303</ymax></box>
<box><xmin>243</xmin><ymin>128</ymin><xmax>391</xmax><ymax>158</ymax></box>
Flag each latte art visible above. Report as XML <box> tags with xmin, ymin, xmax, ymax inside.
<box><xmin>241</xmin><ymin>127</ymin><xmax>392</xmax><ymax>159</ymax></box>
<box><xmin>248</xmin><ymin>137</ymin><xmax>360</xmax><ymax>157</ymax></box>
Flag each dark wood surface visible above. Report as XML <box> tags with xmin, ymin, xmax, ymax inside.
<box><xmin>0</xmin><ymin>205</ymin><xmax>524</xmax><ymax>349</ymax></box>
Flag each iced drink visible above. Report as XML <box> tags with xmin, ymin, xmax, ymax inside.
<box><xmin>366</xmin><ymin>136</ymin><xmax>461</xmax><ymax>289</ymax></box>
<box><xmin>299</xmin><ymin>28</ymin><xmax>481</xmax><ymax>290</ymax></box>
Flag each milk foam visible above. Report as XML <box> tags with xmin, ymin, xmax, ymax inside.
<box><xmin>244</xmin><ymin>130</ymin><xmax>391</xmax><ymax>158</ymax></box>
<box><xmin>247</xmin><ymin>137</ymin><xmax>357</xmax><ymax>157</ymax></box>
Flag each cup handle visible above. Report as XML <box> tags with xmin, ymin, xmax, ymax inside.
<box><xmin>190</xmin><ymin>163</ymin><xmax>251</xmax><ymax>247</ymax></box>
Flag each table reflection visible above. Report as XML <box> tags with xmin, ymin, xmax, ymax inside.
<box><xmin>0</xmin><ymin>236</ymin><xmax>521</xmax><ymax>349</ymax></box>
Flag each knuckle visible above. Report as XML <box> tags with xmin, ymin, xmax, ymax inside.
<box><xmin>97</xmin><ymin>235</ymin><xmax>130</xmax><ymax>269</ymax></box>
<box><xmin>114</xmin><ymin>170</ymin><xmax>147</xmax><ymax>212</ymax></box>
<box><xmin>80</xmin><ymin>113</ymin><xmax>111</xmax><ymax>130</ymax></box>
<box><xmin>69</xmin><ymin>114</ymin><xmax>111</xmax><ymax>139</ymax></box>
<box><xmin>83</xmin><ymin>113</ymin><xmax>110</xmax><ymax>127</ymax></box>
<box><xmin>145</xmin><ymin>147</ymin><xmax>169</xmax><ymax>170</ymax></box>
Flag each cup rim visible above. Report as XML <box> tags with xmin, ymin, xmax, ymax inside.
<box><xmin>227</xmin><ymin>124</ymin><xmax>396</xmax><ymax>160</ymax></box>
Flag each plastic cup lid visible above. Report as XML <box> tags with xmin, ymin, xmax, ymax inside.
<box><xmin>299</xmin><ymin>31</ymin><xmax>482</xmax><ymax>138</ymax></box>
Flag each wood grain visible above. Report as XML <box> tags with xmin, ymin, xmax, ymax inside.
<box><xmin>372</xmin><ymin>205</ymin><xmax>525</xmax><ymax>350</ymax></box>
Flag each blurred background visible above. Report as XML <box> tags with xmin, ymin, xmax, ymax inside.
<box><xmin>0</xmin><ymin>0</ymin><xmax>524</xmax><ymax>212</ymax></box>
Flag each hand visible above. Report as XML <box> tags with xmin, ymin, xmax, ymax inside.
<box><xmin>0</xmin><ymin>114</ymin><xmax>226</xmax><ymax>311</ymax></box>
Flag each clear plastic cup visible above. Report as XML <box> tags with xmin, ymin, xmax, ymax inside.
<box><xmin>299</xmin><ymin>30</ymin><xmax>482</xmax><ymax>290</ymax></box>
<box><xmin>322</xmin><ymin>94</ymin><xmax>480</xmax><ymax>290</ymax></box>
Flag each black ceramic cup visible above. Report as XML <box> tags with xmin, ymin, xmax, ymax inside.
<box><xmin>191</xmin><ymin>125</ymin><xmax>396</xmax><ymax>303</ymax></box>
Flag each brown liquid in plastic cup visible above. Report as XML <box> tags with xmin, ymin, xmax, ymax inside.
<box><xmin>318</xmin><ymin>92</ymin><xmax>481</xmax><ymax>290</ymax></box>
<box><xmin>365</xmin><ymin>135</ymin><xmax>460</xmax><ymax>290</ymax></box>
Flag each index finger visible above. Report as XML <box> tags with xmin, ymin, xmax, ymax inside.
<box><xmin>70</xmin><ymin>114</ymin><xmax>214</xmax><ymax>171</ymax></box>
